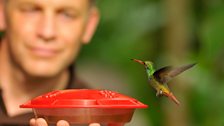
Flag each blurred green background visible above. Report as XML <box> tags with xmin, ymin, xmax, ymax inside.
<box><xmin>77</xmin><ymin>0</ymin><xmax>224</xmax><ymax>126</ymax></box>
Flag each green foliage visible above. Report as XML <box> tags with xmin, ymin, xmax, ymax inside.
<box><xmin>78</xmin><ymin>0</ymin><xmax>224</xmax><ymax>126</ymax></box>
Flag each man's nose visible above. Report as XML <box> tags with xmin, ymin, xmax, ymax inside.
<box><xmin>38</xmin><ymin>13</ymin><xmax>56</xmax><ymax>41</ymax></box>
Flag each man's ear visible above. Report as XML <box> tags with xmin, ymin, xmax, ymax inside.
<box><xmin>82</xmin><ymin>7</ymin><xmax>100</xmax><ymax>44</ymax></box>
<box><xmin>0</xmin><ymin>0</ymin><xmax>6</xmax><ymax>31</ymax></box>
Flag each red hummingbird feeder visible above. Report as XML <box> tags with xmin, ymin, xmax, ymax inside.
<box><xmin>20</xmin><ymin>89</ymin><xmax>148</xmax><ymax>126</ymax></box>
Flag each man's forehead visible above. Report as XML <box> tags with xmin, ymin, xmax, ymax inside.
<box><xmin>6</xmin><ymin>0</ymin><xmax>90</xmax><ymax>7</ymax></box>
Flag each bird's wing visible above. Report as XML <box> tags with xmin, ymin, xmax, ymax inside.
<box><xmin>153</xmin><ymin>63</ymin><xmax>196</xmax><ymax>84</ymax></box>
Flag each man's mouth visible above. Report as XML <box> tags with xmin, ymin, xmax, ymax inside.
<box><xmin>30</xmin><ymin>47</ymin><xmax>59</xmax><ymax>58</ymax></box>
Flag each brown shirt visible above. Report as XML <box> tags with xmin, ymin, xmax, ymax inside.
<box><xmin>0</xmin><ymin>65</ymin><xmax>90</xmax><ymax>126</ymax></box>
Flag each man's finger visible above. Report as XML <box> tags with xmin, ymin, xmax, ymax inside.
<box><xmin>29</xmin><ymin>118</ymin><xmax>36</xmax><ymax>126</ymax></box>
<box><xmin>36</xmin><ymin>118</ymin><xmax>48</xmax><ymax>126</ymax></box>
<box><xmin>89</xmin><ymin>123</ymin><xmax>101</xmax><ymax>126</ymax></box>
<box><xmin>56</xmin><ymin>120</ymin><xmax>69</xmax><ymax>126</ymax></box>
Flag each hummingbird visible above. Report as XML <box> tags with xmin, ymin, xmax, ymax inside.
<box><xmin>132</xmin><ymin>59</ymin><xmax>196</xmax><ymax>105</ymax></box>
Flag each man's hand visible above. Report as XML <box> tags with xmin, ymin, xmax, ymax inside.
<box><xmin>30</xmin><ymin>118</ymin><xmax>100</xmax><ymax>126</ymax></box>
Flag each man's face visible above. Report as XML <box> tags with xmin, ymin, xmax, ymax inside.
<box><xmin>4</xmin><ymin>0</ymin><xmax>98</xmax><ymax>77</ymax></box>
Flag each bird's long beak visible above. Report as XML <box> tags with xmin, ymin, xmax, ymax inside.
<box><xmin>131</xmin><ymin>59</ymin><xmax>145</xmax><ymax>65</ymax></box>
<box><xmin>164</xmin><ymin>92</ymin><xmax>180</xmax><ymax>105</ymax></box>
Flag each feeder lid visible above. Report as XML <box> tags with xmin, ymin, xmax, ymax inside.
<box><xmin>20</xmin><ymin>89</ymin><xmax>148</xmax><ymax>109</ymax></box>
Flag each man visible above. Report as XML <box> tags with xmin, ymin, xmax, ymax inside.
<box><xmin>0</xmin><ymin>0</ymin><xmax>100</xmax><ymax>126</ymax></box>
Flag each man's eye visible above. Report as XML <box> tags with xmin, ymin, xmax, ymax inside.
<box><xmin>20</xmin><ymin>6</ymin><xmax>40</xmax><ymax>13</ymax></box>
<box><xmin>60</xmin><ymin>11</ymin><xmax>79</xmax><ymax>19</ymax></box>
